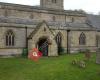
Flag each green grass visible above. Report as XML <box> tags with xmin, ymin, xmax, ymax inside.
<box><xmin>0</xmin><ymin>53</ymin><xmax>100</xmax><ymax>80</ymax></box>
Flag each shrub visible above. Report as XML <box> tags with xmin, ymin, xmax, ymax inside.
<box><xmin>72</xmin><ymin>59</ymin><xmax>77</xmax><ymax>65</ymax></box>
<box><xmin>22</xmin><ymin>48</ymin><xmax>28</xmax><ymax>57</ymax></box>
<box><xmin>58</xmin><ymin>47</ymin><xmax>65</xmax><ymax>55</ymax></box>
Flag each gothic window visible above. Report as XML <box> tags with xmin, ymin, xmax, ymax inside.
<box><xmin>6</xmin><ymin>30</ymin><xmax>15</xmax><ymax>46</ymax></box>
<box><xmin>79</xmin><ymin>32</ymin><xmax>86</xmax><ymax>45</ymax></box>
<box><xmin>52</xmin><ymin>0</ymin><xmax>57</xmax><ymax>3</ymax></box>
<box><xmin>56</xmin><ymin>34</ymin><xmax>61</xmax><ymax>44</ymax></box>
<box><xmin>55</xmin><ymin>32</ymin><xmax>62</xmax><ymax>54</ymax></box>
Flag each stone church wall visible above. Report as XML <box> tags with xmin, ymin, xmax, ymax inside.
<box><xmin>52</xmin><ymin>29</ymin><xmax>67</xmax><ymax>52</ymax></box>
<box><xmin>0</xmin><ymin>8</ymin><xmax>66</xmax><ymax>23</ymax></box>
<box><xmin>66</xmin><ymin>16</ymin><xmax>86</xmax><ymax>23</ymax></box>
<box><xmin>0</xmin><ymin>49</ymin><xmax>22</xmax><ymax>56</ymax></box>
<box><xmin>0</xmin><ymin>26</ymin><xmax>35</xmax><ymax>55</ymax></box>
<box><xmin>0</xmin><ymin>5</ymin><xmax>87</xmax><ymax>24</ymax></box>
<box><xmin>0</xmin><ymin>27</ymin><xmax>26</xmax><ymax>56</ymax></box>
<box><xmin>70</xmin><ymin>30</ymin><xmax>97</xmax><ymax>53</ymax></box>
<box><xmin>0</xmin><ymin>27</ymin><xmax>26</xmax><ymax>48</ymax></box>
<box><xmin>0</xmin><ymin>8</ymin><xmax>5</xmax><ymax>17</ymax></box>
<box><xmin>73</xmin><ymin>16</ymin><xmax>87</xmax><ymax>23</ymax></box>
<box><xmin>0</xmin><ymin>1</ymin><xmax>97</xmax><ymax>56</ymax></box>
<box><xmin>97</xmin><ymin>32</ymin><xmax>100</xmax><ymax>47</ymax></box>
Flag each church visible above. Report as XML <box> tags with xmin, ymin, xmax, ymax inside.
<box><xmin>0</xmin><ymin>0</ymin><xmax>100</xmax><ymax>57</ymax></box>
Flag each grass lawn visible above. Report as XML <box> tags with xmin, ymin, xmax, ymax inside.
<box><xmin>0</xmin><ymin>53</ymin><xmax>100</xmax><ymax>80</ymax></box>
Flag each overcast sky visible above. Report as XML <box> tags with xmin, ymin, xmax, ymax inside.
<box><xmin>0</xmin><ymin>0</ymin><xmax>100</xmax><ymax>14</ymax></box>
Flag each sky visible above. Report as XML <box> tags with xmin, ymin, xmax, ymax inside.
<box><xmin>0</xmin><ymin>0</ymin><xmax>100</xmax><ymax>14</ymax></box>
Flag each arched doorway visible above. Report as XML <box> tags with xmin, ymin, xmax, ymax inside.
<box><xmin>37</xmin><ymin>37</ymin><xmax>48</xmax><ymax>56</ymax></box>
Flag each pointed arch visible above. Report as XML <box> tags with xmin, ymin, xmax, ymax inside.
<box><xmin>5</xmin><ymin>30</ymin><xmax>15</xmax><ymax>46</ymax></box>
<box><xmin>55</xmin><ymin>32</ymin><xmax>62</xmax><ymax>45</ymax></box>
<box><xmin>55</xmin><ymin>32</ymin><xmax>62</xmax><ymax>54</ymax></box>
<box><xmin>79</xmin><ymin>32</ymin><xmax>86</xmax><ymax>45</ymax></box>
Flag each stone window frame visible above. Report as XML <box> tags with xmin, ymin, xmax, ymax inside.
<box><xmin>5</xmin><ymin>30</ymin><xmax>15</xmax><ymax>47</ymax></box>
<box><xmin>55</xmin><ymin>32</ymin><xmax>62</xmax><ymax>46</ymax></box>
<box><xmin>55</xmin><ymin>32</ymin><xmax>63</xmax><ymax>54</ymax></box>
<box><xmin>79</xmin><ymin>32</ymin><xmax>86</xmax><ymax>45</ymax></box>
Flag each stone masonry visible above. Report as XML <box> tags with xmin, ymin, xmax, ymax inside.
<box><xmin>0</xmin><ymin>0</ymin><xmax>99</xmax><ymax>56</ymax></box>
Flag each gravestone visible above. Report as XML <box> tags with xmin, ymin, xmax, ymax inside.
<box><xmin>96</xmin><ymin>48</ymin><xmax>100</xmax><ymax>64</ymax></box>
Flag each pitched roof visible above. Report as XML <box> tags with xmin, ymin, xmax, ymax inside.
<box><xmin>87</xmin><ymin>14</ymin><xmax>100</xmax><ymax>30</ymax></box>
<box><xmin>28</xmin><ymin>21</ymin><xmax>54</xmax><ymax>39</ymax></box>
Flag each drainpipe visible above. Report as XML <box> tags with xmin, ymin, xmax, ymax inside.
<box><xmin>25</xmin><ymin>26</ymin><xmax>28</xmax><ymax>55</ymax></box>
<box><xmin>25</xmin><ymin>26</ymin><xmax>28</xmax><ymax>48</ymax></box>
<box><xmin>67</xmin><ymin>29</ymin><xmax>70</xmax><ymax>54</ymax></box>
